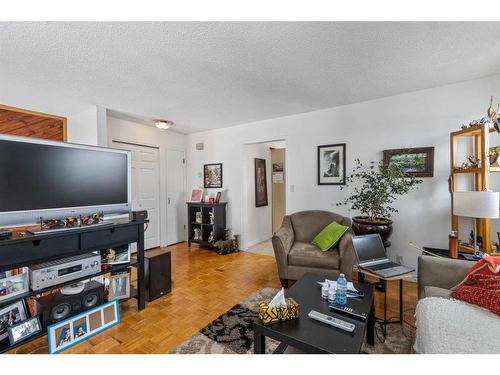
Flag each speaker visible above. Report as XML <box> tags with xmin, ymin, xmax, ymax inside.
<box><xmin>145</xmin><ymin>249</ymin><xmax>171</xmax><ymax>301</ymax></box>
<box><xmin>129</xmin><ymin>210</ymin><xmax>148</xmax><ymax>221</ymax></box>
<box><xmin>33</xmin><ymin>280</ymin><xmax>104</xmax><ymax>327</ymax></box>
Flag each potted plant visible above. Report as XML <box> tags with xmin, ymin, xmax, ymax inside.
<box><xmin>337</xmin><ymin>159</ymin><xmax>422</xmax><ymax>243</ymax></box>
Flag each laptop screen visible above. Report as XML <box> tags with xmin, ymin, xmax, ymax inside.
<box><xmin>352</xmin><ymin>234</ymin><xmax>388</xmax><ymax>264</ymax></box>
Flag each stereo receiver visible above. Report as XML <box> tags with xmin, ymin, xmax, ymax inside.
<box><xmin>29</xmin><ymin>253</ymin><xmax>101</xmax><ymax>291</ymax></box>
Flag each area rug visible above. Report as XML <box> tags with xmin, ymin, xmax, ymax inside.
<box><xmin>172</xmin><ymin>288</ymin><xmax>413</xmax><ymax>354</ymax></box>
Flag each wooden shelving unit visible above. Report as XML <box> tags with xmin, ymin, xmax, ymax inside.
<box><xmin>450</xmin><ymin>123</ymin><xmax>497</xmax><ymax>253</ymax></box>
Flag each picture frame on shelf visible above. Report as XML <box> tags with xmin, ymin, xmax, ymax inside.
<box><xmin>0</xmin><ymin>299</ymin><xmax>29</xmax><ymax>343</ymax></box>
<box><xmin>318</xmin><ymin>143</ymin><xmax>346</xmax><ymax>185</ymax></box>
<box><xmin>100</xmin><ymin>245</ymin><xmax>131</xmax><ymax>267</ymax></box>
<box><xmin>190</xmin><ymin>188</ymin><xmax>203</xmax><ymax>203</ymax></box>
<box><xmin>106</xmin><ymin>271</ymin><xmax>131</xmax><ymax>301</ymax></box>
<box><xmin>48</xmin><ymin>300</ymin><xmax>120</xmax><ymax>354</ymax></box>
<box><xmin>0</xmin><ymin>268</ymin><xmax>29</xmax><ymax>303</ymax></box>
<box><xmin>383</xmin><ymin>147</ymin><xmax>434</xmax><ymax>177</ymax></box>
<box><xmin>215</xmin><ymin>191</ymin><xmax>222</xmax><ymax>203</ymax></box>
<box><xmin>254</xmin><ymin>158</ymin><xmax>268</xmax><ymax>207</ymax></box>
<box><xmin>8</xmin><ymin>316</ymin><xmax>42</xmax><ymax>346</ymax></box>
<box><xmin>204</xmin><ymin>163</ymin><xmax>223</xmax><ymax>188</ymax></box>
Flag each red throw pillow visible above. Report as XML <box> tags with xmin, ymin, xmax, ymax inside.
<box><xmin>451</xmin><ymin>257</ymin><xmax>500</xmax><ymax>316</ymax></box>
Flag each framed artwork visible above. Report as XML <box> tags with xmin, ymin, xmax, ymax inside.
<box><xmin>8</xmin><ymin>316</ymin><xmax>42</xmax><ymax>346</ymax></box>
<box><xmin>318</xmin><ymin>143</ymin><xmax>346</xmax><ymax>185</ymax></box>
<box><xmin>101</xmin><ymin>245</ymin><xmax>131</xmax><ymax>266</ymax></box>
<box><xmin>383</xmin><ymin>147</ymin><xmax>434</xmax><ymax>177</ymax></box>
<box><xmin>190</xmin><ymin>188</ymin><xmax>203</xmax><ymax>202</ymax></box>
<box><xmin>204</xmin><ymin>163</ymin><xmax>223</xmax><ymax>188</ymax></box>
<box><xmin>100</xmin><ymin>245</ymin><xmax>131</xmax><ymax>266</ymax></box>
<box><xmin>0</xmin><ymin>268</ymin><xmax>29</xmax><ymax>303</ymax></box>
<box><xmin>272</xmin><ymin>162</ymin><xmax>284</xmax><ymax>172</ymax></box>
<box><xmin>106</xmin><ymin>271</ymin><xmax>131</xmax><ymax>301</ymax></box>
<box><xmin>0</xmin><ymin>299</ymin><xmax>29</xmax><ymax>343</ymax></box>
<box><xmin>215</xmin><ymin>191</ymin><xmax>222</xmax><ymax>203</ymax></box>
<box><xmin>48</xmin><ymin>300</ymin><xmax>120</xmax><ymax>354</ymax></box>
<box><xmin>254</xmin><ymin>158</ymin><xmax>268</xmax><ymax>207</ymax></box>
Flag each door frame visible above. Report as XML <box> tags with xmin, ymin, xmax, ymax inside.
<box><xmin>240</xmin><ymin>137</ymin><xmax>288</xmax><ymax>251</ymax></box>
<box><xmin>111</xmin><ymin>139</ymin><xmax>164</xmax><ymax>247</ymax></box>
<box><xmin>166</xmin><ymin>146</ymin><xmax>187</xmax><ymax>245</ymax></box>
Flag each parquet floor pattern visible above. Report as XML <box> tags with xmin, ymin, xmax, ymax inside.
<box><xmin>9</xmin><ymin>243</ymin><xmax>417</xmax><ymax>354</ymax></box>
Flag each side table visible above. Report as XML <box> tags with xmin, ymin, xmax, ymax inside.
<box><xmin>357</xmin><ymin>268</ymin><xmax>413</xmax><ymax>339</ymax></box>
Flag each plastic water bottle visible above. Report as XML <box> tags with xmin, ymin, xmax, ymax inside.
<box><xmin>336</xmin><ymin>273</ymin><xmax>348</xmax><ymax>305</ymax></box>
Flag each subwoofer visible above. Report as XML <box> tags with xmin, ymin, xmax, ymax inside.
<box><xmin>145</xmin><ymin>249</ymin><xmax>171</xmax><ymax>301</ymax></box>
<box><xmin>33</xmin><ymin>280</ymin><xmax>104</xmax><ymax>327</ymax></box>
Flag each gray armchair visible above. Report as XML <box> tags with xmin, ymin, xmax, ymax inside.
<box><xmin>271</xmin><ymin>210</ymin><xmax>356</xmax><ymax>288</ymax></box>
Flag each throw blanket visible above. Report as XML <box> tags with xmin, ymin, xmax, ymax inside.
<box><xmin>451</xmin><ymin>256</ymin><xmax>500</xmax><ymax>316</ymax></box>
<box><xmin>415</xmin><ymin>297</ymin><xmax>500</xmax><ymax>353</ymax></box>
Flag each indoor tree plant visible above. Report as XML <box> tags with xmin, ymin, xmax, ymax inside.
<box><xmin>337</xmin><ymin>159</ymin><xmax>422</xmax><ymax>243</ymax></box>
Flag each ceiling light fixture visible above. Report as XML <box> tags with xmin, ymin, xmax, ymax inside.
<box><xmin>154</xmin><ymin>119</ymin><xmax>174</xmax><ymax>130</ymax></box>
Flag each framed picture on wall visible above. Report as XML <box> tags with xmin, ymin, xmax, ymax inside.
<box><xmin>254</xmin><ymin>158</ymin><xmax>268</xmax><ymax>207</ymax></box>
<box><xmin>383</xmin><ymin>147</ymin><xmax>434</xmax><ymax>177</ymax></box>
<box><xmin>204</xmin><ymin>163</ymin><xmax>223</xmax><ymax>188</ymax></box>
<box><xmin>317</xmin><ymin>143</ymin><xmax>346</xmax><ymax>185</ymax></box>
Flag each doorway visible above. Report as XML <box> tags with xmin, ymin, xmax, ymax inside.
<box><xmin>112</xmin><ymin>141</ymin><xmax>161</xmax><ymax>250</ymax></box>
<box><xmin>166</xmin><ymin>148</ymin><xmax>187</xmax><ymax>245</ymax></box>
<box><xmin>242</xmin><ymin>140</ymin><xmax>286</xmax><ymax>255</ymax></box>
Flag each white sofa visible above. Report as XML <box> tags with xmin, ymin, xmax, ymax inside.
<box><xmin>415</xmin><ymin>256</ymin><xmax>500</xmax><ymax>354</ymax></box>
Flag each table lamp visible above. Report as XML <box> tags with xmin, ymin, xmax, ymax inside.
<box><xmin>453</xmin><ymin>191</ymin><xmax>500</xmax><ymax>256</ymax></box>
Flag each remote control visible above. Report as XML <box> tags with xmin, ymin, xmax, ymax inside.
<box><xmin>329</xmin><ymin>303</ymin><xmax>367</xmax><ymax>321</ymax></box>
<box><xmin>346</xmin><ymin>290</ymin><xmax>364</xmax><ymax>298</ymax></box>
<box><xmin>308</xmin><ymin>310</ymin><xmax>355</xmax><ymax>332</ymax></box>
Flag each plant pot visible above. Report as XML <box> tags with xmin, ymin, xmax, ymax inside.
<box><xmin>351</xmin><ymin>216</ymin><xmax>394</xmax><ymax>243</ymax></box>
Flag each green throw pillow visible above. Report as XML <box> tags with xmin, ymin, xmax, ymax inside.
<box><xmin>311</xmin><ymin>222</ymin><xmax>349</xmax><ymax>251</ymax></box>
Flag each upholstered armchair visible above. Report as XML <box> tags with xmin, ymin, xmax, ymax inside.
<box><xmin>271</xmin><ymin>210</ymin><xmax>356</xmax><ymax>288</ymax></box>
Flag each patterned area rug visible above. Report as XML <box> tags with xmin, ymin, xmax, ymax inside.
<box><xmin>173</xmin><ymin>288</ymin><xmax>413</xmax><ymax>354</ymax></box>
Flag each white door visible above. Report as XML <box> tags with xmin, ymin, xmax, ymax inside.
<box><xmin>166</xmin><ymin>149</ymin><xmax>186</xmax><ymax>245</ymax></box>
<box><xmin>112</xmin><ymin>142</ymin><xmax>161</xmax><ymax>249</ymax></box>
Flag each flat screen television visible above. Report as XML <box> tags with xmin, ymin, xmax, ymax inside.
<box><xmin>0</xmin><ymin>135</ymin><xmax>130</xmax><ymax>217</ymax></box>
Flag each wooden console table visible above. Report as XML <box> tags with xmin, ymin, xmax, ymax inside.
<box><xmin>0</xmin><ymin>219</ymin><xmax>147</xmax><ymax>353</ymax></box>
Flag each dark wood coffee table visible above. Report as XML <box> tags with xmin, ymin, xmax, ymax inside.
<box><xmin>254</xmin><ymin>273</ymin><xmax>375</xmax><ymax>354</ymax></box>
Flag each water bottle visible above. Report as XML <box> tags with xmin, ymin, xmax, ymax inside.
<box><xmin>336</xmin><ymin>273</ymin><xmax>348</xmax><ymax>305</ymax></box>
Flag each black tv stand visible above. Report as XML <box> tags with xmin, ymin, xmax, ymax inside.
<box><xmin>0</xmin><ymin>218</ymin><xmax>147</xmax><ymax>353</ymax></box>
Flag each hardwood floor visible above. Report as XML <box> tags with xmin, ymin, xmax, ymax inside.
<box><xmin>8</xmin><ymin>242</ymin><xmax>417</xmax><ymax>354</ymax></box>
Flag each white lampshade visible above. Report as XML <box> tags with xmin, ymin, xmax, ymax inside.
<box><xmin>453</xmin><ymin>191</ymin><xmax>500</xmax><ymax>219</ymax></box>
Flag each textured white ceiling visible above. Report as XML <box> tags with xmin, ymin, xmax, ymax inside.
<box><xmin>1</xmin><ymin>22</ymin><xmax>500</xmax><ymax>133</ymax></box>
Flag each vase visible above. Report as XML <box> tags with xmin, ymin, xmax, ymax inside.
<box><xmin>351</xmin><ymin>216</ymin><xmax>394</xmax><ymax>244</ymax></box>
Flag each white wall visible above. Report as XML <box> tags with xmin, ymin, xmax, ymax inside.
<box><xmin>244</xmin><ymin>142</ymin><xmax>273</xmax><ymax>248</ymax></box>
<box><xmin>186</xmin><ymin>74</ymin><xmax>500</xmax><ymax>268</ymax></box>
<box><xmin>107</xmin><ymin>116</ymin><xmax>186</xmax><ymax>247</ymax></box>
<box><xmin>67</xmin><ymin>106</ymin><xmax>99</xmax><ymax>145</ymax></box>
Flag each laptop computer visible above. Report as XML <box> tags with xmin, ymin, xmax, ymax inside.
<box><xmin>352</xmin><ymin>234</ymin><xmax>414</xmax><ymax>278</ymax></box>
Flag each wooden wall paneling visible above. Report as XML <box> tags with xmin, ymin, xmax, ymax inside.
<box><xmin>0</xmin><ymin>104</ymin><xmax>67</xmax><ymax>142</ymax></box>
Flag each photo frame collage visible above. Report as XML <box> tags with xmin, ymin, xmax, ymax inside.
<box><xmin>48</xmin><ymin>300</ymin><xmax>120</xmax><ymax>354</ymax></box>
